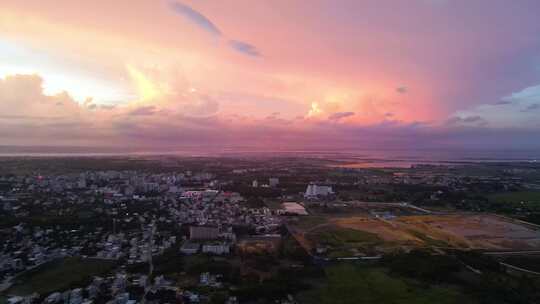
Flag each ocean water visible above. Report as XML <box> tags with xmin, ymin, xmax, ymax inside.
<box><xmin>0</xmin><ymin>146</ymin><xmax>538</xmax><ymax>166</ymax></box>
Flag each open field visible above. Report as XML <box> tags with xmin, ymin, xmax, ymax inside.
<box><xmin>305</xmin><ymin>227</ymin><xmax>382</xmax><ymax>257</ymax></box>
<box><xmin>290</xmin><ymin>216</ymin><xmax>329</xmax><ymax>230</ymax></box>
<box><xmin>298</xmin><ymin>264</ymin><xmax>476</xmax><ymax>304</ymax></box>
<box><xmin>488</xmin><ymin>191</ymin><xmax>540</xmax><ymax>212</ymax></box>
<box><xmin>341</xmin><ymin>214</ymin><xmax>540</xmax><ymax>250</ymax></box>
<box><xmin>290</xmin><ymin>213</ymin><xmax>540</xmax><ymax>256</ymax></box>
<box><xmin>5</xmin><ymin>258</ymin><xmax>116</xmax><ymax>296</ymax></box>
<box><xmin>307</xmin><ymin>201</ymin><xmax>425</xmax><ymax>217</ymax></box>
<box><xmin>398</xmin><ymin>215</ymin><xmax>540</xmax><ymax>249</ymax></box>
<box><xmin>488</xmin><ymin>191</ymin><xmax>540</xmax><ymax>204</ymax></box>
<box><xmin>334</xmin><ymin>217</ymin><xmax>422</xmax><ymax>244</ymax></box>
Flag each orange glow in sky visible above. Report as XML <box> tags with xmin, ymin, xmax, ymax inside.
<box><xmin>1</xmin><ymin>0</ymin><xmax>540</xmax><ymax>150</ymax></box>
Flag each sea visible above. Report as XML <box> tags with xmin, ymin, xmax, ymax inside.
<box><xmin>0</xmin><ymin>146</ymin><xmax>538</xmax><ymax>168</ymax></box>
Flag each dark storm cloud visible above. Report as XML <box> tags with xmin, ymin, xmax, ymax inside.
<box><xmin>169</xmin><ymin>1</ymin><xmax>222</xmax><ymax>36</ymax></box>
<box><xmin>446</xmin><ymin>115</ymin><xmax>487</xmax><ymax>126</ymax></box>
<box><xmin>229</xmin><ymin>40</ymin><xmax>261</xmax><ymax>57</ymax></box>
<box><xmin>396</xmin><ymin>86</ymin><xmax>407</xmax><ymax>94</ymax></box>
<box><xmin>169</xmin><ymin>1</ymin><xmax>261</xmax><ymax>57</ymax></box>
<box><xmin>328</xmin><ymin>111</ymin><xmax>355</xmax><ymax>121</ymax></box>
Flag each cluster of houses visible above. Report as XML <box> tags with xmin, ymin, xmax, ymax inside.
<box><xmin>0</xmin><ymin>169</ymin><xmax>288</xmax><ymax>303</ymax></box>
<box><xmin>6</xmin><ymin>271</ymin><xmax>241</xmax><ymax>304</ymax></box>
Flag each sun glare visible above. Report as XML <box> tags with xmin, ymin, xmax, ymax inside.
<box><xmin>126</xmin><ymin>65</ymin><xmax>161</xmax><ymax>102</ymax></box>
<box><xmin>307</xmin><ymin>102</ymin><xmax>323</xmax><ymax>118</ymax></box>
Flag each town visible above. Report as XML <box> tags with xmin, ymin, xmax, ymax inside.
<box><xmin>1</xmin><ymin>155</ymin><xmax>540</xmax><ymax>304</ymax></box>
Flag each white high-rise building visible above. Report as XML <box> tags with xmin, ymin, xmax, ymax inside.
<box><xmin>304</xmin><ymin>183</ymin><xmax>333</xmax><ymax>198</ymax></box>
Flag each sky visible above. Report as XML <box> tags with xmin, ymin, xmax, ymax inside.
<box><xmin>1</xmin><ymin>0</ymin><xmax>540</xmax><ymax>152</ymax></box>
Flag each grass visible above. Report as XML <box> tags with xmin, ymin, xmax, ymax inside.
<box><xmin>408</xmin><ymin>229</ymin><xmax>450</xmax><ymax>248</ymax></box>
<box><xmin>299</xmin><ymin>264</ymin><xmax>477</xmax><ymax>304</ymax></box>
<box><xmin>488</xmin><ymin>191</ymin><xmax>540</xmax><ymax>205</ymax></box>
<box><xmin>5</xmin><ymin>257</ymin><xmax>116</xmax><ymax>296</ymax></box>
<box><xmin>306</xmin><ymin>227</ymin><xmax>382</xmax><ymax>257</ymax></box>
<box><xmin>293</xmin><ymin>216</ymin><xmax>328</xmax><ymax>230</ymax></box>
<box><xmin>307</xmin><ymin>227</ymin><xmax>381</xmax><ymax>247</ymax></box>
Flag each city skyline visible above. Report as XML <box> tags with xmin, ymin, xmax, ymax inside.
<box><xmin>1</xmin><ymin>0</ymin><xmax>540</xmax><ymax>150</ymax></box>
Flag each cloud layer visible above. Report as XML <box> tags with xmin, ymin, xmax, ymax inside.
<box><xmin>1</xmin><ymin>73</ymin><xmax>540</xmax><ymax>151</ymax></box>
<box><xmin>169</xmin><ymin>1</ymin><xmax>261</xmax><ymax>57</ymax></box>
<box><xmin>169</xmin><ymin>1</ymin><xmax>221</xmax><ymax>36</ymax></box>
<box><xmin>1</xmin><ymin>0</ymin><xmax>540</xmax><ymax>152</ymax></box>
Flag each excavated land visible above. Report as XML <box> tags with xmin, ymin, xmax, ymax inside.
<box><xmin>291</xmin><ymin>213</ymin><xmax>540</xmax><ymax>255</ymax></box>
<box><xmin>333</xmin><ymin>214</ymin><xmax>540</xmax><ymax>250</ymax></box>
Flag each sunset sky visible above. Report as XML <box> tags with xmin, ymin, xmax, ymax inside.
<box><xmin>1</xmin><ymin>0</ymin><xmax>540</xmax><ymax>151</ymax></box>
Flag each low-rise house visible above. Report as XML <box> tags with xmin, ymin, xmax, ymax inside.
<box><xmin>180</xmin><ymin>242</ymin><xmax>200</xmax><ymax>255</ymax></box>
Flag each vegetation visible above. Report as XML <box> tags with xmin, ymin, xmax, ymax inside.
<box><xmin>308</xmin><ymin>227</ymin><xmax>380</xmax><ymax>246</ymax></box>
<box><xmin>299</xmin><ymin>263</ymin><xmax>475</xmax><ymax>304</ymax></box>
<box><xmin>292</xmin><ymin>216</ymin><xmax>328</xmax><ymax>230</ymax></box>
<box><xmin>381</xmin><ymin>250</ymin><xmax>540</xmax><ymax>304</ymax></box>
<box><xmin>233</xmin><ymin>268</ymin><xmax>315</xmax><ymax>302</ymax></box>
<box><xmin>305</xmin><ymin>227</ymin><xmax>382</xmax><ymax>257</ymax></box>
<box><xmin>6</xmin><ymin>257</ymin><xmax>116</xmax><ymax>296</ymax></box>
<box><xmin>488</xmin><ymin>191</ymin><xmax>540</xmax><ymax>205</ymax></box>
<box><xmin>382</xmin><ymin>250</ymin><xmax>461</xmax><ymax>283</ymax></box>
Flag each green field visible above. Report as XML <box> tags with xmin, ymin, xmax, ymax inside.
<box><xmin>299</xmin><ymin>264</ymin><xmax>476</xmax><ymax>304</ymax></box>
<box><xmin>488</xmin><ymin>191</ymin><xmax>540</xmax><ymax>205</ymax></box>
<box><xmin>293</xmin><ymin>216</ymin><xmax>328</xmax><ymax>229</ymax></box>
<box><xmin>307</xmin><ymin>227</ymin><xmax>381</xmax><ymax>246</ymax></box>
<box><xmin>5</xmin><ymin>258</ymin><xmax>116</xmax><ymax>296</ymax></box>
<box><xmin>306</xmin><ymin>227</ymin><xmax>382</xmax><ymax>257</ymax></box>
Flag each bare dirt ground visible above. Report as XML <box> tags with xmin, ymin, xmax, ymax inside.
<box><xmin>399</xmin><ymin>214</ymin><xmax>540</xmax><ymax>250</ymax></box>
<box><xmin>333</xmin><ymin>217</ymin><xmax>421</xmax><ymax>244</ymax></box>
<box><xmin>293</xmin><ymin>214</ymin><xmax>540</xmax><ymax>253</ymax></box>
<box><xmin>334</xmin><ymin>214</ymin><xmax>540</xmax><ymax>250</ymax></box>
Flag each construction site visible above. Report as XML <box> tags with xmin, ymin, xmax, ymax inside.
<box><xmin>288</xmin><ymin>205</ymin><xmax>540</xmax><ymax>258</ymax></box>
